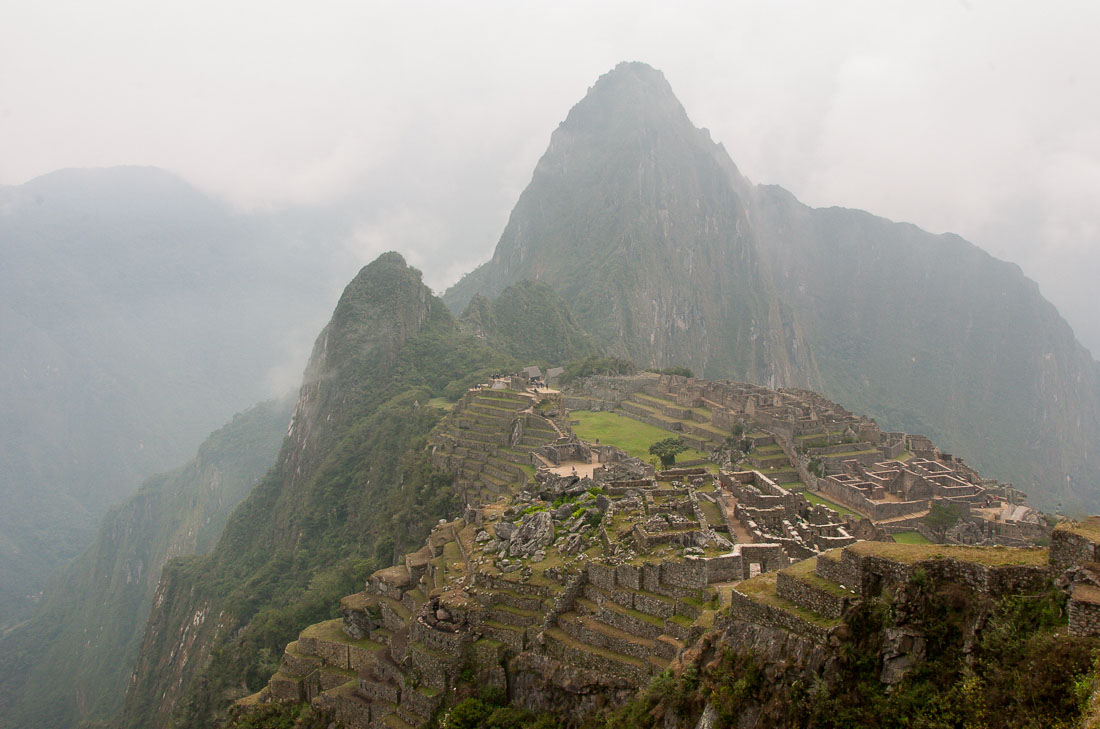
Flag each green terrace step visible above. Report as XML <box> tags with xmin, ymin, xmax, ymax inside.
<box><xmin>268</xmin><ymin>669</ymin><xmax>307</xmax><ymax>702</ymax></box>
<box><xmin>380</xmin><ymin>707</ymin><xmax>419</xmax><ymax>729</ymax></box>
<box><xmin>479</xmin><ymin>620</ymin><xmax>527</xmax><ymax>651</ymax></box>
<box><xmin>281</xmin><ymin>640</ymin><xmax>323</xmax><ymax>676</ymax></box>
<box><xmin>378</xmin><ymin>595</ymin><xmax>411</xmax><ymax>631</ymax></box>
<box><xmin>731</xmin><ymin>572</ymin><xmax>841</xmax><ymax>640</ymax></box>
<box><xmin>655</xmin><ymin>634</ymin><xmax>685</xmax><ymax>660</ymax></box>
<box><xmin>647</xmin><ymin>654</ymin><xmax>672</xmax><ymax>672</ymax></box>
<box><xmin>458</xmin><ymin>420</ymin><xmax>503</xmax><ymax>435</ymax></box>
<box><xmin>313</xmin><ymin>680</ymin><xmax>373</xmax><ymax>728</ymax></box>
<box><xmin>488</xmin><ymin>587</ymin><xmax>546</xmax><ymax>612</ymax></box>
<box><xmin>318</xmin><ymin>666</ymin><xmax>356</xmax><ymax>690</ymax></box>
<box><xmin>583</xmin><ymin>583</ymin><xmax>701</xmax><ymax>620</ymax></box>
<box><xmin>775</xmin><ymin>558</ymin><xmax>856</xmax><ymax>620</ymax></box>
<box><xmin>543</xmin><ymin>627</ymin><xmax>649</xmax><ymax>683</ymax></box>
<box><xmin>497</xmin><ymin>448</ymin><xmax>538</xmax><ymax>465</ymax></box>
<box><xmin>449</xmin><ymin>429</ymin><xmax>505</xmax><ymax>446</ymax></box>
<box><xmin>298</xmin><ymin>618</ymin><xmax>385</xmax><ymax>672</ymax></box>
<box><xmin>480</xmin><ymin>473</ymin><xmax>513</xmax><ymax>494</ymax></box>
<box><xmin>596</xmin><ymin>598</ymin><xmax>666</xmax><ymax>639</ymax></box>
<box><xmin>519</xmin><ymin>436</ymin><xmax>550</xmax><ymax>447</ymax></box>
<box><xmin>474</xmin><ymin>391</ymin><xmax>531</xmax><ymax>403</ymax></box>
<box><xmin>489</xmin><ymin>603</ymin><xmax>542</xmax><ymax>627</ymax></box>
<box><xmin>574</xmin><ymin>596</ymin><xmax>600</xmax><ymax>616</ymax></box>
<box><xmin>369</xmin><ymin>627</ymin><xmax>394</xmax><ymax>645</ymax></box>
<box><xmin>557</xmin><ymin>612</ymin><xmax>657</xmax><ymax>661</ymax></box>
<box><xmin>483</xmin><ymin>461</ymin><xmax>522</xmax><ymax>483</ymax></box>
<box><xmin>521</xmin><ymin>423</ymin><xmax>558</xmax><ymax>437</ymax></box>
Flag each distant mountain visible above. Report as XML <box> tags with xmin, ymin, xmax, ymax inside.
<box><xmin>0</xmin><ymin>167</ymin><xmax>341</xmax><ymax>625</ymax></box>
<box><xmin>0</xmin><ymin>396</ymin><xmax>292</xmax><ymax>729</ymax></box>
<box><xmin>749</xmin><ymin>187</ymin><xmax>1100</xmax><ymax>512</ymax></box>
<box><xmin>444</xmin><ymin>63</ymin><xmax>821</xmax><ymax>391</ymax></box>
<box><xmin>446</xmin><ymin>62</ymin><xmax>1100</xmax><ymax>512</ymax></box>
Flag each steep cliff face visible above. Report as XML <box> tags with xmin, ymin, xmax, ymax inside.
<box><xmin>121</xmin><ymin>253</ymin><xmax>515</xmax><ymax>729</ymax></box>
<box><xmin>751</xmin><ymin>186</ymin><xmax>1100</xmax><ymax>511</ymax></box>
<box><xmin>0</xmin><ymin>398</ymin><xmax>291</xmax><ymax>729</ymax></box>
<box><xmin>445</xmin><ymin>62</ymin><xmax>820</xmax><ymax>389</ymax></box>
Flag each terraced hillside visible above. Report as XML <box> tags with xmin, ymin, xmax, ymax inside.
<box><xmin>429</xmin><ymin>387</ymin><xmax>561</xmax><ymax>504</ymax></box>
<box><xmin>234</xmin><ymin>372</ymin><xmax>1061</xmax><ymax>728</ymax></box>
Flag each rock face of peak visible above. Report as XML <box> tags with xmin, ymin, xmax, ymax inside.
<box><xmin>447</xmin><ymin>62</ymin><xmax>1100</xmax><ymax>512</ymax></box>
<box><xmin>445</xmin><ymin>65</ymin><xmax>817</xmax><ymax>389</ymax></box>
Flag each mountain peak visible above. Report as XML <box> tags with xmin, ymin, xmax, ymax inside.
<box><xmin>562</xmin><ymin>61</ymin><xmax>690</xmax><ymax>137</ymax></box>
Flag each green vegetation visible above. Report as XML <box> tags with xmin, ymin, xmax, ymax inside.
<box><xmin>803</xmin><ymin>491</ymin><xmax>863</xmax><ymax>519</ymax></box>
<box><xmin>846</xmin><ymin>541</ymin><xmax>1049</xmax><ymax>567</ymax></box>
<box><xmin>569</xmin><ymin>411</ymin><xmax>707</xmax><ymax>462</ymax></box>
<box><xmin>559</xmin><ymin>355</ymin><xmax>636</xmax><ymax>384</ymax></box>
<box><xmin>121</xmin><ymin>255</ymin><xmax>519</xmax><ymax>729</ymax></box>
<box><xmin>460</xmin><ymin>280</ymin><xmax>596</xmax><ymax>364</ymax></box>
<box><xmin>649</xmin><ymin>437</ymin><xmax>688</xmax><ymax>467</ymax></box>
<box><xmin>225</xmin><ymin>700</ymin><xmax>331</xmax><ymax>729</ymax></box>
<box><xmin>587</xmin><ymin>582</ymin><xmax>1093</xmax><ymax>729</ymax></box>
<box><xmin>647</xmin><ymin>366</ymin><xmax>695</xmax><ymax>378</ymax></box>
<box><xmin>442</xmin><ymin>688</ymin><xmax>562</xmax><ymax>729</ymax></box>
<box><xmin>892</xmin><ymin>531</ymin><xmax>933</xmax><ymax>545</ymax></box>
<box><xmin>735</xmin><ymin>572</ymin><xmax>842</xmax><ymax>629</ymax></box>
<box><xmin>923</xmin><ymin>501</ymin><xmax>963</xmax><ymax>538</ymax></box>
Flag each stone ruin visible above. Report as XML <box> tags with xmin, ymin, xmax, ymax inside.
<box><xmin>238</xmin><ymin>372</ymin><xmax>1065</xmax><ymax>727</ymax></box>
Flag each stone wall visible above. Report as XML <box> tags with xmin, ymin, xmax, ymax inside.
<box><xmin>840</xmin><ymin>548</ymin><xmax>1051</xmax><ymax>599</ymax></box>
<box><xmin>1051</xmin><ymin>523</ymin><xmax>1100</xmax><ymax>570</ymax></box>
<box><xmin>776</xmin><ymin>571</ymin><xmax>852</xmax><ymax>620</ymax></box>
<box><xmin>1069</xmin><ymin>585</ymin><xmax>1100</xmax><ymax>637</ymax></box>
<box><xmin>815</xmin><ymin>551</ymin><xmax>859</xmax><ymax>590</ymax></box>
<box><xmin>726</xmin><ymin>588</ymin><xmax>831</xmax><ymax>643</ymax></box>
<box><xmin>817</xmin><ymin>476</ymin><xmax>928</xmax><ymax>521</ymax></box>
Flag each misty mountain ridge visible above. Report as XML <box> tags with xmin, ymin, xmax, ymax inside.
<box><xmin>0</xmin><ymin>165</ymin><xmax>349</xmax><ymax>625</ymax></box>
<box><xmin>0</xmin><ymin>396</ymin><xmax>292</xmax><ymax>729</ymax></box>
<box><xmin>3</xmin><ymin>59</ymin><xmax>1099</xmax><ymax>729</ymax></box>
<box><xmin>446</xmin><ymin>60</ymin><xmax>1100</xmax><ymax>512</ymax></box>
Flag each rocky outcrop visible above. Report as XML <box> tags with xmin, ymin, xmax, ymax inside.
<box><xmin>508</xmin><ymin>511</ymin><xmax>555</xmax><ymax>557</ymax></box>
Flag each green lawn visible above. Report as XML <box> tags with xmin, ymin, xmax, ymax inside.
<box><xmin>569</xmin><ymin>410</ymin><xmax>709</xmax><ymax>463</ymax></box>
<box><xmin>892</xmin><ymin>531</ymin><xmax>932</xmax><ymax>545</ymax></box>
<box><xmin>426</xmin><ymin>397</ymin><xmax>455</xmax><ymax>411</ymax></box>
<box><xmin>803</xmin><ymin>491</ymin><xmax>864</xmax><ymax>519</ymax></box>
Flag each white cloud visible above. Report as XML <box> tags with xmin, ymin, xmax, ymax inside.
<box><xmin>3</xmin><ymin>0</ymin><xmax>1099</xmax><ymax>350</ymax></box>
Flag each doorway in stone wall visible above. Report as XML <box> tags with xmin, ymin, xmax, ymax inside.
<box><xmin>865</xmin><ymin>571</ymin><xmax>884</xmax><ymax>598</ymax></box>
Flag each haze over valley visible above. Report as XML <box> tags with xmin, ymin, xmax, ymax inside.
<box><xmin>2</xmin><ymin>4</ymin><xmax>1099</xmax><ymax>729</ymax></box>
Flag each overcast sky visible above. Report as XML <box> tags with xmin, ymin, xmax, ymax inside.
<box><xmin>3</xmin><ymin>0</ymin><xmax>1098</xmax><ymax>355</ymax></box>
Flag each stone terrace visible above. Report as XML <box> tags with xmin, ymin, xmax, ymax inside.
<box><xmin>429</xmin><ymin>386</ymin><xmax>562</xmax><ymax>504</ymax></box>
<box><xmin>729</xmin><ymin>541</ymin><xmax>1053</xmax><ymax>644</ymax></box>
